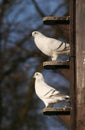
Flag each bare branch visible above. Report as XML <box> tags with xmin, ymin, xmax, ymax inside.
<box><xmin>32</xmin><ymin>0</ymin><xmax>45</xmax><ymax>17</ymax></box>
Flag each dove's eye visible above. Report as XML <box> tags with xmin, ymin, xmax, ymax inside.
<box><xmin>36</xmin><ymin>73</ymin><xmax>39</xmax><ymax>76</ymax></box>
<box><xmin>34</xmin><ymin>32</ymin><xmax>38</xmax><ymax>35</ymax></box>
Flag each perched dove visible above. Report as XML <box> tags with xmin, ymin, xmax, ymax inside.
<box><xmin>32</xmin><ymin>31</ymin><xmax>70</xmax><ymax>61</ymax></box>
<box><xmin>33</xmin><ymin>72</ymin><xmax>70</xmax><ymax>108</ymax></box>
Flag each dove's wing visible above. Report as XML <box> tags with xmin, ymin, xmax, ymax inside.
<box><xmin>45</xmin><ymin>37</ymin><xmax>69</xmax><ymax>51</ymax></box>
<box><xmin>48</xmin><ymin>92</ymin><xmax>69</xmax><ymax>99</ymax></box>
<box><xmin>35</xmin><ymin>80</ymin><xmax>59</xmax><ymax>99</ymax></box>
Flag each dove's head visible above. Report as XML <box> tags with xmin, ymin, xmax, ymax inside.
<box><xmin>32</xmin><ymin>31</ymin><xmax>43</xmax><ymax>37</ymax></box>
<box><xmin>33</xmin><ymin>72</ymin><xmax>44</xmax><ymax>81</ymax></box>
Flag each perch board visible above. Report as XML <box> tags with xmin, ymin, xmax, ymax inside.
<box><xmin>43</xmin><ymin>107</ymin><xmax>71</xmax><ymax>115</ymax></box>
<box><xmin>43</xmin><ymin>61</ymin><xmax>70</xmax><ymax>69</ymax></box>
<box><xmin>43</xmin><ymin>16</ymin><xmax>70</xmax><ymax>25</ymax></box>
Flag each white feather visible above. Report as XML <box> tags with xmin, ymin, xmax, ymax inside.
<box><xmin>32</xmin><ymin>31</ymin><xmax>70</xmax><ymax>61</ymax></box>
<box><xmin>34</xmin><ymin>72</ymin><xmax>70</xmax><ymax>108</ymax></box>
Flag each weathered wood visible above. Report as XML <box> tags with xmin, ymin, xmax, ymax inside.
<box><xmin>70</xmin><ymin>0</ymin><xmax>85</xmax><ymax>130</ymax></box>
<box><xmin>43</xmin><ymin>16</ymin><xmax>70</xmax><ymax>25</ymax></box>
<box><xmin>43</xmin><ymin>61</ymin><xmax>70</xmax><ymax>69</ymax></box>
<box><xmin>70</xmin><ymin>1</ymin><xmax>76</xmax><ymax>129</ymax></box>
<box><xmin>75</xmin><ymin>0</ymin><xmax>85</xmax><ymax>129</ymax></box>
<box><xmin>42</xmin><ymin>107</ymin><xmax>71</xmax><ymax>115</ymax></box>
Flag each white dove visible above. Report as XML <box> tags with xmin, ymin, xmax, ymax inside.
<box><xmin>33</xmin><ymin>72</ymin><xmax>70</xmax><ymax>108</ymax></box>
<box><xmin>32</xmin><ymin>31</ymin><xmax>70</xmax><ymax>61</ymax></box>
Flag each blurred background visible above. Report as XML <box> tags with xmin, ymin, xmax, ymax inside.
<box><xmin>0</xmin><ymin>0</ymin><xmax>70</xmax><ymax>130</ymax></box>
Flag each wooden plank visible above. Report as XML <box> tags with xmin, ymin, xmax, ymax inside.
<box><xmin>43</xmin><ymin>61</ymin><xmax>70</xmax><ymax>69</ymax></box>
<box><xmin>43</xmin><ymin>16</ymin><xmax>70</xmax><ymax>25</ymax></box>
<box><xmin>75</xmin><ymin>0</ymin><xmax>85</xmax><ymax>129</ymax></box>
<box><xmin>70</xmin><ymin>1</ymin><xmax>76</xmax><ymax>130</ymax></box>
<box><xmin>42</xmin><ymin>107</ymin><xmax>71</xmax><ymax>115</ymax></box>
<box><xmin>70</xmin><ymin>0</ymin><xmax>85</xmax><ymax>130</ymax></box>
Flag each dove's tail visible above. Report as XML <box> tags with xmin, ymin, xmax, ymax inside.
<box><xmin>65</xmin><ymin>95</ymin><xmax>70</xmax><ymax>99</ymax></box>
<box><xmin>64</xmin><ymin>95</ymin><xmax>70</xmax><ymax>102</ymax></box>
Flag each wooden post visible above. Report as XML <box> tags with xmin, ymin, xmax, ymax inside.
<box><xmin>70</xmin><ymin>0</ymin><xmax>76</xmax><ymax>129</ymax></box>
<box><xmin>71</xmin><ymin>0</ymin><xmax>85</xmax><ymax>130</ymax></box>
<box><xmin>75</xmin><ymin>0</ymin><xmax>85</xmax><ymax>129</ymax></box>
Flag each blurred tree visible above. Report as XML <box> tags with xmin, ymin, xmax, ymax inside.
<box><xmin>0</xmin><ymin>0</ymin><xmax>69</xmax><ymax>130</ymax></box>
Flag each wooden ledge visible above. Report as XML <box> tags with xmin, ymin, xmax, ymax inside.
<box><xmin>43</xmin><ymin>61</ymin><xmax>70</xmax><ymax>69</ymax></box>
<box><xmin>43</xmin><ymin>16</ymin><xmax>70</xmax><ymax>25</ymax></box>
<box><xmin>42</xmin><ymin>107</ymin><xmax>71</xmax><ymax>115</ymax></box>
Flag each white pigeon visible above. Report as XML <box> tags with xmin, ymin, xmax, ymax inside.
<box><xmin>33</xmin><ymin>72</ymin><xmax>70</xmax><ymax>108</ymax></box>
<box><xmin>32</xmin><ymin>31</ymin><xmax>70</xmax><ymax>61</ymax></box>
